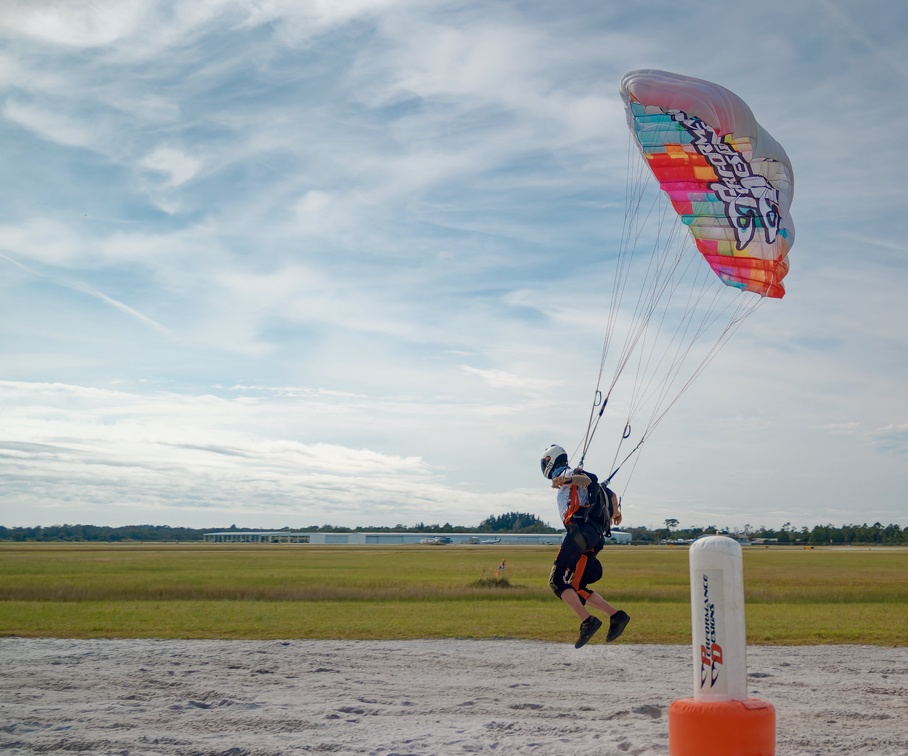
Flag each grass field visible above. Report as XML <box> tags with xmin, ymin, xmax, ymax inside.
<box><xmin>0</xmin><ymin>543</ymin><xmax>905</xmax><ymax>645</ymax></box>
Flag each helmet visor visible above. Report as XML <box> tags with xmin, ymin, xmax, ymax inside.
<box><xmin>541</xmin><ymin>452</ymin><xmax>568</xmax><ymax>479</ymax></box>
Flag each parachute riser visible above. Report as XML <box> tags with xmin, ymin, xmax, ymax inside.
<box><xmin>578</xmin><ymin>391</ymin><xmax>609</xmax><ymax>470</ymax></box>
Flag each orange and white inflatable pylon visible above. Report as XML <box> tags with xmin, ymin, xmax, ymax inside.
<box><xmin>668</xmin><ymin>536</ymin><xmax>776</xmax><ymax>756</ymax></box>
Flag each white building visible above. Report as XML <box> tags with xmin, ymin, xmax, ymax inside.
<box><xmin>203</xmin><ymin>530</ymin><xmax>632</xmax><ymax>545</ymax></box>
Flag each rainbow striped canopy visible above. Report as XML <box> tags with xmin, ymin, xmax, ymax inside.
<box><xmin>620</xmin><ymin>70</ymin><xmax>794</xmax><ymax>299</ymax></box>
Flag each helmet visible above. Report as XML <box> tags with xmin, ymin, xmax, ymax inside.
<box><xmin>540</xmin><ymin>444</ymin><xmax>568</xmax><ymax>479</ymax></box>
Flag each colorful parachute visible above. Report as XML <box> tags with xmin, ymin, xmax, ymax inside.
<box><xmin>576</xmin><ymin>70</ymin><xmax>796</xmax><ymax>480</ymax></box>
<box><xmin>619</xmin><ymin>69</ymin><xmax>794</xmax><ymax>298</ymax></box>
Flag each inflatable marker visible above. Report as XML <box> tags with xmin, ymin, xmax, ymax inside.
<box><xmin>668</xmin><ymin>536</ymin><xmax>776</xmax><ymax>756</ymax></box>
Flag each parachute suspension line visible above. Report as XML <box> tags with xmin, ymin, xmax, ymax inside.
<box><xmin>614</xmin><ymin>440</ymin><xmax>644</xmax><ymax>493</ymax></box>
<box><xmin>582</xmin><ymin>130</ymin><xmax>768</xmax><ymax>486</ymax></box>
<box><xmin>603</xmin><ymin>169</ymin><xmax>698</xmax><ymax>478</ymax></box>
<box><xmin>621</xmin><ymin>213</ymin><xmax>694</xmax><ymax>412</ymax></box>
<box><xmin>611</xmin><ymin>305</ymin><xmax>755</xmax><ymax>489</ymax></box>
<box><xmin>581</xmin><ymin>131</ymin><xmax>691</xmax><ymax>470</ymax></box>
<box><xmin>598</xmin><ymin>142</ymin><xmax>769</xmax><ymax>488</ymax></box>
<box><xmin>605</xmin><ymin>439</ymin><xmax>643</xmax><ymax>486</ymax></box>
<box><xmin>609</xmin><ymin>293</ymin><xmax>765</xmax><ymax>490</ymax></box>
<box><xmin>625</xmin><ymin>239</ymin><xmax>724</xmax><ymax>428</ymax></box>
<box><xmin>640</xmin><ymin>294</ymin><xmax>764</xmax><ymax>440</ymax></box>
<box><xmin>578</xmin><ymin>132</ymin><xmax>651</xmax><ymax>467</ymax></box>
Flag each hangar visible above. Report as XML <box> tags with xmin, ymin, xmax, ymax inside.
<box><xmin>203</xmin><ymin>531</ymin><xmax>632</xmax><ymax>545</ymax></box>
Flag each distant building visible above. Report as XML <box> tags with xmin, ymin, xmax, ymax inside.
<box><xmin>204</xmin><ymin>530</ymin><xmax>633</xmax><ymax>546</ymax></box>
<box><xmin>203</xmin><ymin>531</ymin><xmax>310</xmax><ymax>543</ymax></box>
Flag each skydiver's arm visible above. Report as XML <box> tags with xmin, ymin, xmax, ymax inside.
<box><xmin>610</xmin><ymin>491</ymin><xmax>623</xmax><ymax>525</ymax></box>
<box><xmin>551</xmin><ymin>473</ymin><xmax>591</xmax><ymax>489</ymax></box>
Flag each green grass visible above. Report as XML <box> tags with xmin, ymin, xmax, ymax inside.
<box><xmin>0</xmin><ymin>543</ymin><xmax>905</xmax><ymax>645</ymax></box>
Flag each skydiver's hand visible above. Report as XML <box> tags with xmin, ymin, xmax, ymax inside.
<box><xmin>612</xmin><ymin>510</ymin><xmax>623</xmax><ymax>526</ymax></box>
<box><xmin>552</xmin><ymin>473</ymin><xmax>590</xmax><ymax>489</ymax></box>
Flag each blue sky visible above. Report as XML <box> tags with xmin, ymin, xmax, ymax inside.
<box><xmin>1</xmin><ymin>0</ymin><xmax>906</xmax><ymax>532</ymax></box>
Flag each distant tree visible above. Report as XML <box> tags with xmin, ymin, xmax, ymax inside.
<box><xmin>0</xmin><ymin>519</ymin><xmax>905</xmax><ymax>544</ymax></box>
<box><xmin>809</xmin><ymin>525</ymin><xmax>831</xmax><ymax>545</ymax></box>
<box><xmin>478</xmin><ymin>512</ymin><xmax>556</xmax><ymax>533</ymax></box>
<box><xmin>624</xmin><ymin>526</ymin><xmax>656</xmax><ymax>543</ymax></box>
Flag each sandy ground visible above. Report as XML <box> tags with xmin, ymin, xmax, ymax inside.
<box><xmin>0</xmin><ymin>638</ymin><xmax>906</xmax><ymax>755</ymax></box>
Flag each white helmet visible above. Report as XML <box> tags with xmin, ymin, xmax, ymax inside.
<box><xmin>540</xmin><ymin>444</ymin><xmax>568</xmax><ymax>479</ymax></box>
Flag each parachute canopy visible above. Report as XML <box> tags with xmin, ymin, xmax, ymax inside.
<box><xmin>619</xmin><ymin>69</ymin><xmax>794</xmax><ymax>298</ymax></box>
<box><xmin>576</xmin><ymin>70</ymin><xmax>796</xmax><ymax>480</ymax></box>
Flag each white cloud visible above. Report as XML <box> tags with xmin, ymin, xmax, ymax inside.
<box><xmin>140</xmin><ymin>146</ymin><xmax>202</xmax><ymax>187</ymax></box>
<box><xmin>819</xmin><ymin>422</ymin><xmax>861</xmax><ymax>435</ymax></box>
<box><xmin>871</xmin><ymin>423</ymin><xmax>908</xmax><ymax>455</ymax></box>
<box><xmin>3</xmin><ymin>98</ymin><xmax>96</xmax><ymax>148</ymax></box>
<box><xmin>0</xmin><ymin>0</ymin><xmax>149</xmax><ymax>48</ymax></box>
<box><xmin>0</xmin><ymin>379</ymin><xmax>546</xmax><ymax>527</ymax></box>
<box><xmin>461</xmin><ymin>366</ymin><xmax>559</xmax><ymax>394</ymax></box>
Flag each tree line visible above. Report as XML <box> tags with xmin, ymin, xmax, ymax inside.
<box><xmin>0</xmin><ymin>515</ymin><xmax>554</xmax><ymax>542</ymax></box>
<box><xmin>0</xmin><ymin>518</ymin><xmax>905</xmax><ymax>544</ymax></box>
<box><xmin>629</xmin><ymin>520</ymin><xmax>908</xmax><ymax>545</ymax></box>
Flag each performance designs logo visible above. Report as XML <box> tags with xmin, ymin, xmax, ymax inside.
<box><xmin>669</xmin><ymin>109</ymin><xmax>782</xmax><ymax>251</ymax></box>
<box><xmin>700</xmin><ymin>574</ymin><xmax>723</xmax><ymax>688</ymax></box>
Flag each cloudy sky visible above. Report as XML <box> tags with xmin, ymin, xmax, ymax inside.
<box><xmin>1</xmin><ymin>0</ymin><xmax>906</xmax><ymax>532</ymax></box>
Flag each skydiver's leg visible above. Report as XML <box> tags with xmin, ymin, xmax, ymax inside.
<box><xmin>549</xmin><ymin>529</ymin><xmax>592</xmax><ymax>621</ymax></box>
<box><xmin>576</xmin><ymin>551</ymin><xmax>630</xmax><ymax>641</ymax></box>
<box><xmin>560</xmin><ymin>586</ymin><xmax>592</xmax><ymax>621</ymax></box>
<box><xmin>576</xmin><ymin>554</ymin><xmax>618</xmax><ymax>616</ymax></box>
<box><xmin>584</xmin><ymin>591</ymin><xmax>618</xmax><ymax>617</ymax></box>
<box><xmin>549</xmin><ymin>541</ymin><xmax>606</xmax><ymax>648</ymax></box>
<box><xmin>550</xmin><ymin>533</ymin><xmax>605</xmax><ymax>650</ymax></box>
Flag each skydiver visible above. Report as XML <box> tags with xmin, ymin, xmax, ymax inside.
<box><xmin>540</xmin><ymin>444</ymin><xmax>631</xmax><ymax>648</ymax></box>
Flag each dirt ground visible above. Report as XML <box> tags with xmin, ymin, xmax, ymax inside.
<box><xmin>1</xmin><ymin>639</ymin><xmax>906</xmax><ymax>755</ymax></box>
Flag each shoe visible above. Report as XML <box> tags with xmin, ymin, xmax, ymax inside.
<box><xmin>606</xmin><ymin>610</ymin><xmax>630</xmax><ymax>642</ymax></box>
<box><xmin>574</xmin><ymin>616</ymin><xmax>603</xmax><ymax>649</ymax></box>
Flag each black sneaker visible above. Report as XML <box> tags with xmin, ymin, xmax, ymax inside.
<box><xmin>574</xmin><ymin>616</ymin><xmax>603</xmax><ymax>649</ymax></box>
<box><xmin>606</xmin><ymin>610</ymin><xmax>630</xmax><ymax>642</ymax></box>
